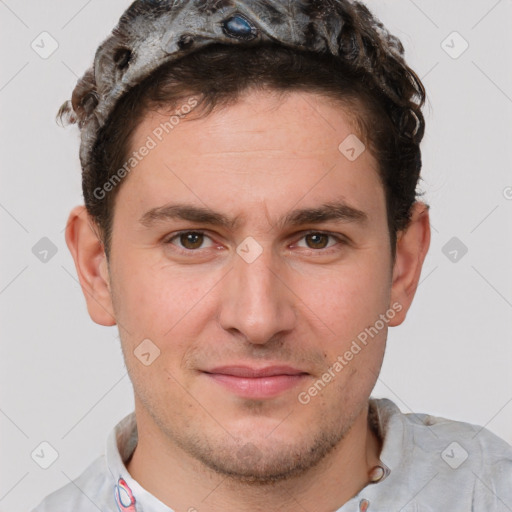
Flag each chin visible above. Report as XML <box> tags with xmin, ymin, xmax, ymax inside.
<box><xmin>174</xmin><ymin>416</ymin><xmax>350</xmax><ymax>485</ymax></box>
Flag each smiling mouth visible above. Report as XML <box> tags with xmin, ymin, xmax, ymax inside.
<box><xmin>202</xmin><ymin>365</ymin><xmax>309</xmax><ymax>399</ymax></box>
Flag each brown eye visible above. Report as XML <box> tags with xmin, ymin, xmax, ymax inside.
<box><xmin>305</xmin><ymin>233</ymin><xmax>330</xmax><ymax>249</ymax></box>
<box><xmin>178</xmin><ymin>232</ymin><xmax>204</xmax><ymax>250</ymax></box>
<box><xmin>295</xmin><ymin>232</ymin><xmax>346</xmax><ymax>254</ymax></box>
<box><xmin>165</xmin><ymin>230</ymin><xmax>219</xmax><ymax>257</ymax></box>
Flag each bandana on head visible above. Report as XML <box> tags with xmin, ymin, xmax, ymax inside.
<box><xmin>60</xmin><ymin>0</ymin><xmax>417</xmax><ymax>178</ymax></box>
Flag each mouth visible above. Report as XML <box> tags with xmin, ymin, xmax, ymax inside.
<box><xmin>201</xmin><ymin>365</ymin><xmax>309</xmax><ymax>399</ymax></box>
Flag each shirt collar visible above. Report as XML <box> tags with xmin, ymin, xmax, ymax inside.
<box><xmin>106</xmin><ymin>411</ymin><xmax>175</xmax><ymax>512</ymax></box>
<box><xmin>368</xmin><ymin>397</ymin><xmax>408</xmax><ymax>473</ymax></box>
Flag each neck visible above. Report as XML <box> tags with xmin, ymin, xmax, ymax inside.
<box><xmin>126</xmin><ymin>401</ymin><xmax>382</xmax><ymax>512</ymax></box>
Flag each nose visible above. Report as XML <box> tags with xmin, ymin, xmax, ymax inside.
<box><xmin>218</xmin><ymin>241</ymin><xmax>296</xmax><ymax>345</ymax></box>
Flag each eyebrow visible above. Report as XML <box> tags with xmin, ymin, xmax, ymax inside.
<box><xmin>138</xmin><ymin>200</ymin><xmax>368</xmax><ymax>230</ymax></box>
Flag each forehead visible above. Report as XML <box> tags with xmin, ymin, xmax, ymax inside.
<box><xmin>118</xmin><ymin>89</ymin><xmax>385</xmax><ymax>229</ymax></box>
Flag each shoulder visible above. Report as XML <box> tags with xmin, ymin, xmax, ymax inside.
<box><xmin>373</xmin><ymin>398</ymin><xmax>512</xmax><ymax>510</ymax></box>
<box><xmin>408</xmin><ymin>409</ymin><xmax>512</xmax><ymax>509</ymax></box>
<box><xmin>375</xmin><ymin>397</ymin><xmax>512</xmax><ymax>461</ymax></box>
<box><xmin>401</xmin><ymin>404</ymin><xmax>512</xmax><ymax>463</ymax></box>
<box><xmin>31</xmin><ymin>454</ymin><xmax>117</xmax><ymax>512</ymax></box>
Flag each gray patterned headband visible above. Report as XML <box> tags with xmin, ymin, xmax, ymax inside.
<box><xmin>60</xmin><ymin>0</ymin><xmax>417</xmax><ymax>177</ymax></box>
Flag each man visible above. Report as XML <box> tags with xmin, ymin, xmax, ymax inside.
<box><xmin>33</xmin><ymin>0</ymin><xmax>512</xmax><ymax>510</ymax></box>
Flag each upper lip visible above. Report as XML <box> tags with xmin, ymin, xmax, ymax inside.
<box><xmin>203</xmin><ymin>365</ymin><xmax>308</xmax><ymax>378</ymax></box>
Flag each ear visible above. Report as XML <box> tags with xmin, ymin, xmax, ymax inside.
<box><xmin>65</xmin><ymin>205</ymin><xmax>116</xmax><ymax>326</ymax></box>
<box><xmin>388</xmin><ymin>202</ymin><xmax>431</xmax><ymax>327</ymax></box>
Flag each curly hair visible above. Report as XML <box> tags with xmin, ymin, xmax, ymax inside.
<box><xmin>57</xmin><ymin>1</ymin><xmax>426</xmax><ymax>261</ymax></box>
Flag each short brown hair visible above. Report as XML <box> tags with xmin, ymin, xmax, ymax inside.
<box><xmin>59</xmin><ymin>24</ymin><xmax>426</xmax><ymax>261</ymax></box>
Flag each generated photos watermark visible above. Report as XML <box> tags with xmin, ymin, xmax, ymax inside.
<box><xmin>298</xmin><ymin>301</ymin><xmax>403</xmax><ymax>405</ymax></box>
<box><xmin>93</xmin><ymin>96</ymin><xmax>199</xmax><ymax>201</ymax></box>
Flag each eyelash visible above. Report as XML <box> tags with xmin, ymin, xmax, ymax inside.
<box><xmin>164</xmin><ymin>230</ymin><xmax>348</xmax><ymax>256</ymax></box>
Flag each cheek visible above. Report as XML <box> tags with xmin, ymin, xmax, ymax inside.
<box><xmin>112</xmin><ymin>264</ymin><xmax>209</xmax><ymax>393</ymax></box>
<box><xmin>312</xmin><ymin>267</ymin><xmax>390</xmax><ymax>402</ymax></box>
<box><xmin>293</xmin><ymin>253</ymin><xmax>391</xmax><ymax>339</ymax></box>
<box><xmin>111</xmin><ymin>255</ymin><xmax>219</xmax><ymax>346</ymax></box>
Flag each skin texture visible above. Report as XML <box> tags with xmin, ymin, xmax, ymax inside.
<box><xmin>66</xmin><ymin>89</ymin><xmax>430</xmax><ymax>511</ymax></box>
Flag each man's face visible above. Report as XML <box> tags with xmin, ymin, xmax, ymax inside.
<box><xmin>107</xmin><ymin>90</ymin><xmax>396</xmax><ymax>481</ymax></box>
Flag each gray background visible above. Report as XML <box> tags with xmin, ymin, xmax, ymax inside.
<box><xmin>1</xmin><ymin>0</ymin><xmax>511</xmax><ymax>510</ymax></box>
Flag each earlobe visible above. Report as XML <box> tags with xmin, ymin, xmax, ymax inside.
<box><xmin>65</xmin><ymin>205</ymin><xmax>117</xmax><ymax>326</ymax></box>
<box><xmin>388</xmin><ymin>202</ymin><xmax>431</xmax><ymax>327</ymax></box>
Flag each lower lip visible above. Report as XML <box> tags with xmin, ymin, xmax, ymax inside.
<box><xmin>205</xmin><ymin>373</ymin><xmax>307</xmax><ymax>399</ymax></box>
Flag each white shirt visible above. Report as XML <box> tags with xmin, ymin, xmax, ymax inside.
<box><xmin>31</xmin><ymin>398</ymin><xmax>512</xmax><ymax>511</ymax></box>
